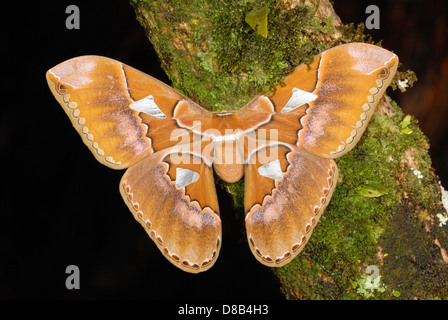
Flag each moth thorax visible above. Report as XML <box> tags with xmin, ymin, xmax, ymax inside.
<box><xmin>213</xmin><ymin>162</ymin><xmax>244</xmax><ymax>183</ymax></box>
<box><xmin>213</xmin><ymin>139</ymin><xmax>244</xmax><ymax>183</ymax></box>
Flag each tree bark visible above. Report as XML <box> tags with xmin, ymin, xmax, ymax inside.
<box><xmin>130</xmin><ymin>0</ymin><xmax>448</xmax><ymax>299</ymax></box>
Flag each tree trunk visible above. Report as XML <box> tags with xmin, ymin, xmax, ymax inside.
<box><xmin>130</xmin><ymin>0</ymin><xmax>448</xmax><ymax>299</ymax></box>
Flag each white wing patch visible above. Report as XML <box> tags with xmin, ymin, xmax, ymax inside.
<box><xmin>130</xmin><ymin>95</ymin><xmax>167</xmax><ymax>119</ymax></box>
<box><xmin>258</xmin><ymin>159</ymin><xmax>283</xmax><ymax>181</ymax></box>
<box><xmin>176</xmin><ymin>167</ymin><xmax>200</xmax><ymax>189</ymax></box>
<box><xmin>281</xmin><ymin>88</ymin><xmax>317</xmax><ymax>113</ymax></box>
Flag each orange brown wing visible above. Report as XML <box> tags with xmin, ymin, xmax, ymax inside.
<box><xmin>46</xmin><ymin>55</ymin><xmax>206</xmax><ymax>169</ymax></box>
<box><xmin>268</xmin><ymin>43</ymin><xmax>399</xmax><ymax>158</ymax></box>
<box><xmin>120</xmin><ymin>143</ymin><xmax>221</xmax><ymax>273</ymax></box>
<box><xmin>244</xmin><ymin>144</ymin><xmax>338</xmax><ymax>266</ymax></box>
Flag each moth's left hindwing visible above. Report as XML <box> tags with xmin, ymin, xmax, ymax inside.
<box><xmin>46</xmin><ymin>55</ymin><xmax>205</xmax><ymax>169</ymax></box>
<box><xmin>244</xmin><ymin>145</ymin><xmax>338</xmax><ymax>266</ymax></box>
<box><xmin>120</xmin><ymin>145</ymin><xmax>222</xmax><ymax>273</ymax></box>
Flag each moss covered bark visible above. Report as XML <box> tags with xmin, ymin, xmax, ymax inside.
<box><xmin>130</xmin><ymin>0</ymin><xmax>448</xmax><ymax>299</ymax></box>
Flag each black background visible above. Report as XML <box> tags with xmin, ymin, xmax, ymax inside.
<box><xmin>1</xmin><ymin>0</ymin><xmax>447</xmax><ymax>300</ymax></box>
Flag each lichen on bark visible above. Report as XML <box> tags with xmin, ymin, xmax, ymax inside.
<box><xmin>130</xmin><ymin>0</ymin><xmax>448</xmax><ymax>299</ymax></box>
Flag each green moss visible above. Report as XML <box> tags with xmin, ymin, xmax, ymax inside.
<box><xmin>222</xmin><ymin>179</ymin><xmax>245</xmax><ymax>210</ymax></box>
<box><xmin>132</xmin><ymin>0</ymin><xmax>337</xmax><ymax>110</ymax></box>
<box><xmin>379</xmin><ymin>204</ymin><xmax>447</xmax><ymax>299</ymax></box>
<box><xmin>339</xmin><ymin>22</ymin><xmax>375</xmax><ymax>45</ymax></box>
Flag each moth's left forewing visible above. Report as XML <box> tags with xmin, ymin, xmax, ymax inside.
<box><xmin>46</xmin><ymin>56</ymin><xmax>207</xmax><ymax>169</ymax></box>
<box><xmin>269</xmin><ymin>43</ymin><xmax>399</xmax><ymax>159</ymax></box>
<box><xmin>46</xmin><ymin>56</ymin><xmax>151</xmax><ymax>168</ymax></box>
<box><xmin>303</xmin><ymin>43</ymin><xmax>398</xmax><ymax>158</ymax></box>
<box><xmin>244</xmin><ymin>145</ymin><xmax>338</xmax><ymax>267</ymax></box>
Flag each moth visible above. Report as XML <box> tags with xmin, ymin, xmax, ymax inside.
<box><xmin>46</xmin><ymin>43</ymin><xmax>398</xmax><ymax>273</ymax></box>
